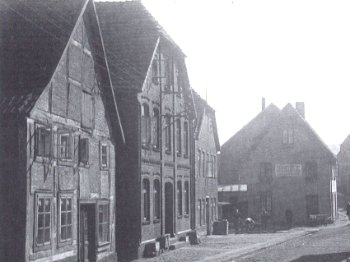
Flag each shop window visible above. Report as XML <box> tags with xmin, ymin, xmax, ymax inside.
<box><xmin>98</xmin><ymin>202</ymin><xmax>110</xmax><ymax>244</ymax></box>
<box><xmin>36</xmin><ymin>125</ymin><xmax>51</xmax><ymax>157</ymax></box>
<box><xmin>35</xmin><ymin>194</ymin><xmax>52</xmax><ymax>250</ymax></box>
<box><xmin>59</xmin><ymin>195</ymin><xmax>72</xmax><ymax>243</ymax></box>
<box><xmin>154</xmin><ymin>180</ymin><xmax>160</xmax><ymax>220</ymax></box>
<box><xmin>177</xmin><ymin>181</ymin><xmax>182</xmax><ymax>216</ymax></box>
<box><xmin>143</xmin><ymin>179</ymin><xmax>150</xmax><ymax>222</ymax></box>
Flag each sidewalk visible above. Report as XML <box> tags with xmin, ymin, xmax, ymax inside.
<box><xmin>134</xmin><ymin>211</ymin><xmax>349</xmax><ymax>262</ymax></box>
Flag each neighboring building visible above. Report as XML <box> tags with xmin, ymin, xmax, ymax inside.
<box><xmin>192</xmin><ymin>92</ymin><xmax>220</xmax><ymax>235</ymax></box>
<box><xmin>96</xmin><ymin>2</ymin><xmax>196</xmax><ymax>259</ymax></box>
<box><xmin>219</xmin><ymin>102</ymin><xmax>337</xmax><ymax>226</ymax></box>
<box><xmin>0</xmin><ymin>0</ymin><xmax>124</xmax><ymax>261</ymax></box>
<box><xmin>338</xmin><ymin>136</ymin><xmax>350</xmax><ymax>195</ymax></box>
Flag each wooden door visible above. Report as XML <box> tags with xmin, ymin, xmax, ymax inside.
<box><xmin>79</xmin><ymin>205</ymin><xmax>96</xmax><ymax>262</ymax></box>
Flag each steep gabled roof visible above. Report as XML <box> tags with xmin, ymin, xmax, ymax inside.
<box><xmin>192</xmin><ymin>90</ymin><xmax>220</xmax><ymax>152</ymax></box>
<box><xmin>0</xmin><ymin>0</ymin><xmax>86</xmax><ymax>114</ymax></box>
<box><xmin>95</xmin><ymin>1</ymin><xmax>185</xmax><ymax>91</ymax></box>
<box><xmin>0</xmin><ymin>0</ymin><xmax>125</xmax><ymax>142</ymax></box>
<box><xmin>281</xmin><ymin>103</ymin><xmax>335</xmax><ymax>160</ymax></box>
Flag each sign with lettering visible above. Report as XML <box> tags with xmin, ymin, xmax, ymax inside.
<box><xmin>275</xmin><ymin>164</ymin><xmax>302</xmax><ymax>177</ymax></box>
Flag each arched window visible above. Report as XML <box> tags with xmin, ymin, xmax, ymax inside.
<box><xmin>184</xmin><ymin>121</ymin><xmax>189</xmax><ymax>156</ymax></box>
<box><xmin>165</xmin><ymin>114</ymin><xmax>171</xmax><ymax>152</ymax></box>
<box><xmin>141</xmin><ymin>104</ymin><xmax>151</xmax><ymax>146</ymax></box>
<box><xmin>154</xmin><ymin>180</ymin><xmax>160</xmax><ymax>219</ymax></box>
<box><xmin>143</xmin><ymin>179</ymin><xmax>150</xmax><ymax>221</ymax></box>
<box><xmin>184</xmin><ymin>181</ymin><xmax>189</xmax><ymax>215</ymax></box>
<box><xmin>176</xmin><ymin>119</ymin><xmax>181</xmax><ymax>155</ymax></box>
<box><xmin>152</xmin><ymin>108</ymin><xmax>160</xmax><ymax>149</ymax></box>
<box><xmin>177</xmin><ymin>181</ymin><xmax>182</xmax><ymax>216</ymax></box>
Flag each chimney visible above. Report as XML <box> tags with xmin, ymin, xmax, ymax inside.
<box><xmin>262</xmin><ymin>97</ymin><xmax>265</xmax><ymax>111</ymax></box>
<box><xmin>296</xmin><ymin>102</ymin><xmax>305</xmax><ymax>118</ymax></box>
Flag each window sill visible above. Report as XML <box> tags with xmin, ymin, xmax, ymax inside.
<box><xmin>153</xmin><ymin>147</ymin><xmax>161</xmax><ymax>152</ymax></box>
<box><xmin>100</xmin><ymin>165</ymin><xmax>109</xmax><ymax>171</ymax></box>
<box><xmin>153</xmin><ymin>219</ymin><xmax>160</xmax><ymax>224</ymax></box>
<box><xmin>177</xmin><ymin>215</ymin><xmax>183</xmax><ymax>219</ymax></box>
<box><xmin>34</xmin><ymin>243</ymin><xmax>51</xmax><ymax>253</ymax></box>
<box><xmin>34</xmin><ymin>155</ymin><xmax>52</xmax><ymax>163</ymax></box>
<box><xmin>58</xmin><ymin>159</ymin><xmax>75</xmax><ymax>167</ymax></box>
<box><xmin>57</xmin><ymin>239</ymin><xmax>73</xmax><ymax>248</ymax></box>
<box><xmin>165</xmin><ymin>150</ymin><xmax>172</xmax><ymax>155</ymax></box>
<box><xmin>142</xmin><ymin>144</ymin><xmax>150</xmax><ymax>150</ymax></box>
<box><xmin>98</xmin><ymin>241</ymin><xmax>110</xmax><ymax>248</ymax></box>
<box><xmin>79</xmin><ymin>162</ymin><xmax>90</xmax><ymax>168</ymax></box>
<box><xmin>184</xmin><ymin>214</ymin><xmax>189</xmax><ymax>218</ymax></box>
<box><xmin>177</xmin><ymin>152</ymin><xmax>182</xmax><ymax>157</ymax></box>
<box><xmin>142</xmin><ymin>221</ymin><xmax>151</xmax><ymax>225</ymax></box>
<box><xmin>183</xmin><ymin>154</ymin><xmax>189</xmax><ymax>159</ymax></box>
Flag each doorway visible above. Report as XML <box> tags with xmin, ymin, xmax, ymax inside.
<box><xmin>165</xmin><ymin>182</ymin><xmax>174</xmax><ymax>236</ymax></box>
<box><xmin>79</xmin><ymin>204</ymin><xmax>96</xmax><ymax>262</ymax></box>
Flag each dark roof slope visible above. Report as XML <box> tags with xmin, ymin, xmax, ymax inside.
<box><xmin>0</xmin><ymin>0</ymin><xmax>86</xmax><ymax>114</ymax></box>
<box><xmin>192</xmin><ymin>90</ymin><xmax>220</xmax><ymax>151</ymax></box>
<box><xmin>96</xmin><ymin>1</ymin><xmax>185</xmax><ymax>90</ymax></box>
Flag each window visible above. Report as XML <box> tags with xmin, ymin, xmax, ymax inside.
<box><xmin>35</xmin><ymin>195</ymin><xmax>51</xmax><ymax>249</ymax></box>
<box><xmin>152</xmin><ymin>59</ymin><xmax>159</xmax><ymax>85</ymax></box>
<box><xmin>199</xmin><ymin>199</ymin><xmax>202</xmax><ymax>226</ymax></box>
<box><xmin>98</xmin><ymin>203</ymin><xmax>110</xmax><ymax>244</ymax></box>
<box><xmin>202</xmin><ymin>152</ymin><xmax>206</xmax><ymax>177</ymax></box>
<box><xmin>207</xmin><ymin>154</ymin><xmax>213</xmax><ymax>178</ymax></box>
<box><xmin>213</xmin><ymin>156</ymin><xmax>217</xmax><ymax>178</ymax></box>
<box><xmin>183</xmin><ymin>122</ymin><xmax>189</xmax><ymax>156</ymax></box>
<box><xmin>165</xmin><ymin>115</ymin><xmax>172</xmax><ymax>153</ymax></box>
<box><xmin>82</xmin><ymin>91</ymin><xmax>93</xmax><ymax>128</ymax></box>
<box><xmin>176</xmin><ymin>119</ymin><xmax>181</xmax><ymax>155</ymax></box>
<box><xmin>154</xmin><ymin>180</ymin><xmax>160</xmax><ymax>220</ymax></box>
<box><xmin>141</xmin><ymin>103</ymin><xmax>151</xmax><ymax>147</ymax></box>
<box><xmin>152</xmin><ymin>108</ymin><xmax>160</xmax><ymax>149</ymax></box>
<box><xmin>59</xmin><ymin>196</ymin><xmax>72</xmax><ymax>242</ymax></box>
<box><xmin>177</xmin><ymin>181</ymin><xmax>182</xmax><ymax>216</ymax></box>
<box><xmin>260</xmin><ymin>162</ymin><xmax>273</xmax><ymax>183</ymax></box>
<box><xmin>36</xmin><ymin>126</ymin><xmax>51</xmax><ymax>157</ymax></box>
<box><xmin>197</xmin><ymin>150</ymin><xmax>201</xmax><ymax>177</ymax></box>
<box><xmin>100</xmin><ymin>143</ymin><xmax>108</xmax><ymax>168</ymax></box>
<box><xmin>165</xmin><ymin>58</ymin><xmax>173</xmax><ymax>90</ymax></box>
<box><xmin>59</xmin><ymin>133</ymin><xmax>72</xmax><ymax>159</ymax></box>
<box><xmin>305</xmin><ymin>161</ymin><xmax>317</xmax><ymax>181</ymax></box>
<box><xmin>79</xmin><ymin>138</ymin><xmax>89</xmax><ymax>165</ymax></box>
<box><xmin>283</xmin><ymin>129</ymin><xmax>294</xmax><ymax>145</ymax></box>
<box><xmin>184</xmin><ymin>181</ymin><xmax>189</xmax><ymax>215</ymax></box>
<box><xmin>143</xmin><ymin>179</ymin><xmax>150</xmax><ymax>222</ymax></box>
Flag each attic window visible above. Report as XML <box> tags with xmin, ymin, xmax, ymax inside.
<box><xmin>283</xmin><ymin>129</ymin><xmax>294</xmax><ymax>145</ymax></box>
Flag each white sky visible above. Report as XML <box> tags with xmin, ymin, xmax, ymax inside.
<box><xmin>110</xmin><ymin>0</ymin><xmax>350</xmax><ymax>148</ymax></box>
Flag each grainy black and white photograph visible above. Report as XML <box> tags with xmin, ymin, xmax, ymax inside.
<box><xmin>1</xmin><ymin>0</ymin><xmax>350</xmax><ymax>261</ymax></box>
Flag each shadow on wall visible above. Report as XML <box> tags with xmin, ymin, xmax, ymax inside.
<box><xmin>291</xmin><ymin>251</ymin><xmax>350</xmax><ymax>262</ymax></box>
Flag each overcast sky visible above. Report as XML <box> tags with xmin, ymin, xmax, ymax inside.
<box><xmin>119</xmin><ymin>0</ymin><xmax>350</xmax><ymax>149</ymax></box>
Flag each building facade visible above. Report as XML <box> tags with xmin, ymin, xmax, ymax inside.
<box><xmin>0</xmin><ymin>1</ymin><xmax>123</xmax><ymax>261</ymax></box>
<box><xmin>337</xmin><ymin>136</ymin><xmax>350</xmax><ymax>196</ymax></box>
<box><xmin>192</xmin><ymin>92</ymin><xmax>220</xmax><ymax>235</ymax></box>
<box><xmin>96</xmin><ymin>2</ymin><xmax>196</xmax><ymax>259</ymax></box>
<box><xmin>219</xmin><ymin>102</ymin><xmax>337</xmax><ymax>226</ymax></box>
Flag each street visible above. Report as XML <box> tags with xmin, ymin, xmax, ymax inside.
<box><xmin>235</xmin><ymin>225</ymin><xmax>350</xmax><ymax>262</ymax></box>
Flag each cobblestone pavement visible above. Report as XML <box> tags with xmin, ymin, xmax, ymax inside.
<box><xmin>133</xmin><ymin>211</ymin><xmax>349</xmax><ymax>262</ymax></box>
